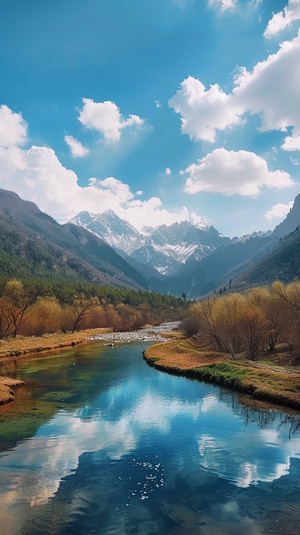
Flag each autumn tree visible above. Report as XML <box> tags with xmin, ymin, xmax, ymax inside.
<box><xmin>22</xmin><ymin>296</ymin><xmax>62</xmax><ymax>336</ymax></box>
<box><xmin>70</xmin><ymin>294</ymin><xmax>100</xmax><ymax>333</ymax></box>
<box><xmin>271</xmin><ymin>280</ymin><xmax>300</xmax><ymax>350</ymax></box>
<box><xmin>213</xmin><ymin>293</ymin><xmax>244</xmax><ymax>357</ymax></box>
<box><xmin>0</xmin><ymin>279</ymin><xmax>35</xmax><ymax>338</ymax></box>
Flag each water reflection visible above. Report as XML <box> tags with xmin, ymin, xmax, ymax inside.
<box><xmin>0</xmin><ymin>341</ymin><xmax>299</xmax><ymax>535</ymax></box>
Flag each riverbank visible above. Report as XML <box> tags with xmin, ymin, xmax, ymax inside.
<box><xmin>0</xmin><ymin>328</ymin><xmax>112</xmax><ymax>406</ymax></box>
<box><xmin>143</xmin><ymin>337</ymin><xmax>300</xmax><ymax>411</ymax></box>
<box><xmin>0</xmin><ymin>323</ymin><xmax>179</xmax><ymax>406</ymax></box>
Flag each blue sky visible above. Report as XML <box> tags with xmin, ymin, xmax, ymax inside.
<box><xmin>0</xmin><ymin>0</ymin><xmax>300</xmax><ymax>236</ymax></box>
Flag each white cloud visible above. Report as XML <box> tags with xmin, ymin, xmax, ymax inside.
<box><xmin>0</xmin><ymin>105</ymin><xmax>28</xmax><ymax>148</ymax></box>
<box><xmin>155</xmin><ymin>100</ymin><xmax>162</xmax><ymax>108</ymax></box>
<box><xmin>64</xmin><ymin>135</ymin><xmax>89</xmax><ymax>157</ymax></box>
<box><xmin>265</xmin><ymin>201</ymin><xmax>294</xmax><ymax>220</ymax></box>
<box><xmin>89</xmin><ymin>176</ymin><xmax>134</xmax><ymax>204</ymax></box>
<box><xmin>0</xmin><ymin>135</ymin><xmax>200</xmax><ymax>231</ymax></box>
<box><xmin>169</xmin><ymin>76</ymin><xmax>242</xmax><ymax>142</ymax></box>
<box><xmin>264</xmin><ymin>0</ymin><xmax>300</xmax><ymax>38</ymax></box>
<box><xmin>165</xmin><ymin>167</ymin><xmax>172</xmax><ymax>176</ymax></box>
<box><xmin>208</xmin><ymin>0</ymin><xmax>237</xmax><ymax>11</ymax></box>
<box><xmin>78</xmin><ymin>98</ymin><xmax>144</xmax><ymax>142</ymax></box>
<box><xmin>182</xmin><ymin>148</ymin><xmax>293</xmax><ymax>196</ymax></box>
<box><xmin>169</xmin><ymin>30</ymin><xmax>300</xmax><ymax>146</ymax></box>
<box><xmin>282</xmin><ymin>134</ymin><xmax>300</xmax><ymax>151</ymax></box>
<box><xmin>233</xmin><ymin>32</ymin><xmax>300</xmax><ymax>135</ymax></box>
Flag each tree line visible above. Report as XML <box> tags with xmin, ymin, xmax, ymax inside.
<box><xmin>0</xmin><ymin>278</ymin><xmax>188</xmax><ymax>339</ymax></box>
<box><xmin>180</xmin><ymin>280</ymin><xmax>300</xmax><ymax>360</ymax></box>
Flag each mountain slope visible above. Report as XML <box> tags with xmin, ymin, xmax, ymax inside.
<box><xmin>70</xmin><ymin>210</ymin><xmax>143</xmax><ymax>255</ymax></box>
<box><xmin>0</xmin><ymin>189</ymin><xmax>150</xmax><ymax>289</ymax></box>
<box><xmin>168</xmin><ymin>234</ymin><xmax>277</xmax><ymax>298</ymax></box>
<box><xmin>232</xmin><ymin>192</ymin><xmax>300</xmax><ymax>288</ymax></box>
<box><xmin>234</xmin><ymin>227</ymin><xmax>300</xmax><ymax>288</ymax></box>
<box><xmin>272</xmin><ymin>194</ymin><xmax>300</xmax><ymax>238</ymax></box>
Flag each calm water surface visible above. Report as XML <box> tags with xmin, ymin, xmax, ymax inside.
<box><xmin>0</xmin><ymin>337</ymin><xmax>300</xmax><ymax>535</ymax></box>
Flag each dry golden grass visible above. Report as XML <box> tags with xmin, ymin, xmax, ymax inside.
<box><xmin>144</xmin><ymin>338</ymin><xmax>300</xmax><ymax>411</ymax></box>
<box><xmin>0</xmin><ymin>327</ymin><xmax>111</xmax><ymax>361</ymax></box>
<box><xmin>145</xmin><ymin>339</ymin><xmax>226</xmax><ymax>369</ymax></box>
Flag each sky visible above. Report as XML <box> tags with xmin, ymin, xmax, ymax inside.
<box><xmin>0</xmin><ymin>0</ymin><xmax>300</xmax><ymax>237</ymax></box>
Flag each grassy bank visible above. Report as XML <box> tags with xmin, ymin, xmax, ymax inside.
<box><xmin>0</xmin><ymin>328</ymin><xmax>110</xmax><ymax>406</ymax></box>
<box><xmin>143</xmin><ymin>337</ymin><xmax>300</xmax><ymax>411</ymax></box>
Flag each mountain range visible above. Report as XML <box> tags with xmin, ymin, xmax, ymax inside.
<box><xmin>70</xmin><ymin>211</ymin><xmax>232</xmax><ymax>275</ymax></box>
<box><xmin>0</xmin><ymin>189</ymin><xmax>149</xmax><ymax>290</ymax></box>
<box><xmin>0</xmin><ymin>187</ymin><xmax>300</xmax><ymax>299</ymax></box>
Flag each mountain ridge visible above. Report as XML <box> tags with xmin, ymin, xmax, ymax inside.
<box><xmin>1</xmin><ymin>187</ymin><xmax>300</xmax><ymax>299</ymax></box>
<box><xmin>69</xmin><ymin>210</ymin><xmax>232</xmax><ymax>275</ymax></box>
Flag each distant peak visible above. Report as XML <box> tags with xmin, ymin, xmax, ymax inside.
<box><xmin>102</xmin><ymin>209</ymin><xmax>118</xmax><ymax>217</ymax></box>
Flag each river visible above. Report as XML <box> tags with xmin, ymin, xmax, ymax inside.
<box><xmin>0</xmin><ymin>327</ymin><xmax>299</xmax><ymax>534</ymax></box>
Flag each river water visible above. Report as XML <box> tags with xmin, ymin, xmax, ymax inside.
<box><xmin>0</xmin><ymin>329</ymin><xmax>299</xmax><ymax>535</ymax></box>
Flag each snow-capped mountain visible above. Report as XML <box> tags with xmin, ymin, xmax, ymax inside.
<box><xmin>69</xmin><ymin>210</ymin><xmax>231</xmax><ymax>275</ymax></box>
<box><xmin>70</xmin><ymin>210</ymin><xmax>144</xmax><ymax>255</ymax></box>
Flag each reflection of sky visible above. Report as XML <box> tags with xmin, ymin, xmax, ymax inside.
<box><xmin>198</xmin><ymin>429</ymin><xmax>300</xmax><ymax>488</ymax></box>
<box><xmin>0</xmin><ymin>343</ymin><xmax>299</xmax><ymax>534</ymax></box>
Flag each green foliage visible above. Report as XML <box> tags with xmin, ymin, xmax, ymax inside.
<box><xmin>194</xmin><ymin>363</ymin><xmax>250</xmax><ymax>386</ymax></box>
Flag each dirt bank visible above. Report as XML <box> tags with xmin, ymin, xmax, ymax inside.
<box><xmin>143</xmin><ymin>337</ymin><xmax>300</xmax><ymax>411</ymax></box>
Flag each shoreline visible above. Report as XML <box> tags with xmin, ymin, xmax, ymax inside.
<box><xmin>143</xmin><ymin>338</ymin><xmax>300</xmax><ymax>412</ymax></box>
<box><xmin>0</xmin><ymin>323</ymin><xmax>177</xmax><ymax>406</ymax></box>
<box><xmin>0</xmin><ymin>328</ymin><xmax>112</xmax><ymax>406</ymax></box>
<box><xmin>1</xmin><ymin>325</ymin><xmax>299</xmax><ymax>412</ymax></box>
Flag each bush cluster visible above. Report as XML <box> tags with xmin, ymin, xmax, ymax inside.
<box><xmin>0</xmin><ymin>278</ymin><xmax>188</xmax><ymax>338</ymax></box>
<box><xmin>180</xmin><ymin>281</ymin><xmax>300</xmax><ymax>360</ymax></box>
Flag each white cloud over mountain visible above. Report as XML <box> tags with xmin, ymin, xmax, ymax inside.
<box><xmin>169</xmin><ymin>30</ymin><xmax>300</xmax><ymax>147</ymax></box>
<box><xmin>182</xmin><ymin>148</ymin><xmax>293</xmax><ymax>196</ymax></box>
<box><xmin>0</xmin><ymin>106</ymin><xmax>200</xmax><ymax>230</ymax></box>
<box><xmin>78</xmin><ymin>98</ymin><xmax>144</xmax><ymax>142</ymax></box>
<box><xmin>265</xmin><ymin>201</ymin><xmax>294</xmax><ymax>221</ymax></box>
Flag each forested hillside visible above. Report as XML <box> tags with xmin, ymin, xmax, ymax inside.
<box><xmin>0</xmin><ymin>189</ymin><xmax>150</xmax><ymax>290</ymax></box>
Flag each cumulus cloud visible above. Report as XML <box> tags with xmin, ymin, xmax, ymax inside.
<box><xmin>89</xmin><ymin>176</ymin><xmax>134</xmax><ymax>204</ymax></box>
<box><xmin>264</xmin><ymin>0</ymin><xmax>300</xmax><ymax>38</ymax></box>
<box><xmin>0</xmin><ymin>119</ymin><xmax>200</xmax><ymax>230</ymax></box>
<box><xmin>182</xmin><ymin>148</ymin><xmax>293</xmax><ymax>196</ymax></box>
<box><xmin>64</xmin><ymin>135</ymin><xmax>89</xmax><ymax>157</ymax></box>
<box><xmin>169</xmin><ymin>30</ymin><xmax>300</xmax><ymax>146</ymax></box>
<box><xmin>169</xmin><ymin>76</ymin><xmax>242</xmax><ymax>142</ymax></box>
<box><xmin>265</xmin><ymin>201</ymin><xmax>294</xmax><ymax>220</ymax></box>
<box><xmin>78</xmin><ymin>98</ymin><xmax>144</xmax><ymax>142</ymax></box>
<box><xmin>0</xmin><ymin>105</ymin><xmax>28</xmax><ymax>148</ymax></box>
<box><xmin>165</xmin><ymin>167</ymin><xmax>172</xmax><ymax>176</ymax></box>
<box><xmin>208</xmin><ymin>0</ymin><xmax>237</xmax><ymax>11</ymax></box>
<box><xmin>282</xmin><ymin>134</ymin><xmax>300</xmax><ymax>151</ymax></box>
